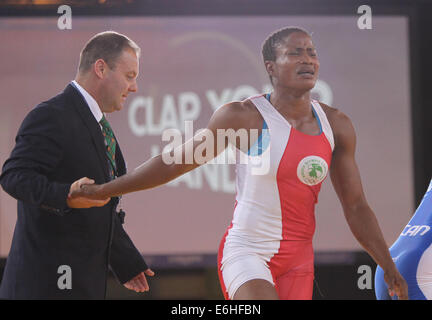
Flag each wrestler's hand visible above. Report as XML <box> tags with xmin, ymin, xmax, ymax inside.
<box><xmin>66</xmin><ymin>177</ymin><xmax>110</xmax><ymax>208</ymax></box>
<box><xmin>68</xmin><ymin>178</ymin><xmax>108</xmax><ymax>201</ymax></box>
<box><xmin>384</xmin><ymin>267</ymin><xmax>409</xmax><ymax>300</ymax></box>
<box><xmin>123</xmin><ymin>269</ymin><xmax>155</xmax><ymax>293</ymax></box>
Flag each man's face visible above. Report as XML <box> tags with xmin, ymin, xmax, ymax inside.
<box><xmin>99</xmin><ymin>47</ymin><xmax>139</xmax><ymax>113</ymax></box>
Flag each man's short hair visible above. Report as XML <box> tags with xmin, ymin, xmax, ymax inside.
<box><xmin>78</xmin><ymin>31</ymin><xmax>140</xmax><ymax>73</ymax></box>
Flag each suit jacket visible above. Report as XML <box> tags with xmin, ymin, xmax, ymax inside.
<box><xmin>0</xmin><ymin>84</ymin><xmax>147</xmax><ymax>299</ymax></box>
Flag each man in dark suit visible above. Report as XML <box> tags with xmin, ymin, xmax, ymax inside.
<box><xmin>0</xmin><ymin>31</ymin><xmax>153</xmax><ymax>299</ymax></box>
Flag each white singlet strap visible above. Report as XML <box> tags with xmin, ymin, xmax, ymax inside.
<box><xmin>311</xmin><ymin>100</ymin><xmax>335</xmax><ymax>151</ymax></box>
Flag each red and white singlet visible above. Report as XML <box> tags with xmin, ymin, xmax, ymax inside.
<box><xmin>217</xmin><ymin>94</ymin><xmax>334</xmax><ymax>300</ymax></box>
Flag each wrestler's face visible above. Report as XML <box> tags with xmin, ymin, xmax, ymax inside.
<box><xmin>265</xmin><ymin>32</ymin><xmax>319</xmax><ymax>92</ymax></box>
<box><xmin>99</xmin><ymin>47</ymin><xmax>139</xmax><ymax>113</ymax></box>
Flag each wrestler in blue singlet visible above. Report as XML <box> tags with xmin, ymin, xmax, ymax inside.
<box><xmin>375</xmin><ymin>179</ymin><xmax>432</xmax><ymax>299</ymax></box>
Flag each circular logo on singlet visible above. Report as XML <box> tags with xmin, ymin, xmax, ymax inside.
<box><xmin>297</xmin><ymin>156</ymin><xmax>329</xmax><ymax>186</ymax></box>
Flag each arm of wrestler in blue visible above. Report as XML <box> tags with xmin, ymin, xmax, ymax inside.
<box><xmin>0</xmin><ymin>104</ymin><xmax>109</xmax><ymax>212</ymax></box>
<box><xmin>326</xmin><ymin>105</ymin><xmax>408</xmax><ymax>300</ymax></box>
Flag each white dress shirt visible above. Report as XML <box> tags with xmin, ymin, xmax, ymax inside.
<box><xmin>71</xmin><ymin>80</ymin><xmax>104</xmax><ymax>124</ymax></box>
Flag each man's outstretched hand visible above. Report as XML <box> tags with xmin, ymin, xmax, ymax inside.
<box><xmin>67</xmin><ymin>177</ymin><xmax>110</xmax><ymax>208</ymax></box>
<box><xmin>124</xmin><ymin>269</ymin><xmax>155</xmax><ymax>293</ymax></box>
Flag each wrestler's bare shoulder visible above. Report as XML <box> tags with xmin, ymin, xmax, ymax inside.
<box><xmin>319</xmin><ymin>102</ymin><xmax>353</xmax><ymax>129</ymax></box>
<box><xmin>212</xmin><ymin>98</ymin><xmax>263</xmax><ymax>130</ymax></box>
<box><xmin>318</xmin><ymin>101</ymin><xmax>356</xmax><ymax>143</ymax></box>
<box><xmin>218</xmin><ymin>99</ymin><xmax>261</xmax><ymax>115</ymax></box>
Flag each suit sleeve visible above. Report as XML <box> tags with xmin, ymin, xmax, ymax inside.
<box><xmin>109</xmin><ymin>210</ymin><xmax>149</xmax><ymax>284</ymax></box>
<box><xmin>0</xmin><ymin>104</ymin><xmax>71</xmax><ymax>215</ymax></box>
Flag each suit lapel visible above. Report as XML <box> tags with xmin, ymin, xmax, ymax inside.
<box><xmin>114</xmin><ymin>138</ymin><xmax>127</xmax><ymax>176</ymax></box>
<box><xmin>65</xmin><ymin>84</ymin><xmax>111</xmax><ymax>182</ymax></box>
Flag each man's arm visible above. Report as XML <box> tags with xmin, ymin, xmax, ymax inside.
<box><xmin>109</xmin><ymin>210</ymin><xmax>153</xmax><ymax>291</ymax></box>
<box><xmin>328</xmin><ymin>108</ymin><xmax>408</xmax><ymax>300</ymax></box>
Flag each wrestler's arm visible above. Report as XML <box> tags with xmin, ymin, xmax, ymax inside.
<box><xmin>70</xmin><ymin>102</ymin><xmax>245</xmax><ymax>199</ymax></box>
<box><xmin>328</xmin><ymin>107</ymin><xmax>408</xmax><ymax>300</ymax></box>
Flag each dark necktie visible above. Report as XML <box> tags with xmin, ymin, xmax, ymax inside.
<box><xmin>99</xmin><ymin>115</ymin><xmax>117</xmax><ymax>179</ymax></box>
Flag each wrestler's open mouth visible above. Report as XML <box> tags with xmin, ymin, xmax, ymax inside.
<box><xmin>297</xmin><ymin>67</ymin><xmax>315</xmax><ymax>75</ymax></box>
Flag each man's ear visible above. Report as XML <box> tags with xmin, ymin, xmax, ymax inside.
<box><xmin>93</xmin><ymin>59</ymin><xmax>107</xmax><ymax>79</ymax></box>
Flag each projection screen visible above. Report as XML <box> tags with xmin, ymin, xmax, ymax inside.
<box><xmin>0</xmin><ymin>15</ymin><xmax>412</xmax><ymax>260</ymax></box>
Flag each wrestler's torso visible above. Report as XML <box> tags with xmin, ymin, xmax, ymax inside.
<box><xmin>222</xmin><ymin>94</ymin><xmax>334</xmax><ymax>251</ymax></box>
